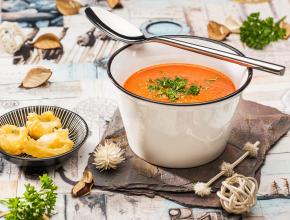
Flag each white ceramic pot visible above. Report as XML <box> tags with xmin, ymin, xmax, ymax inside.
<box><xmin>107</xmin><ymin>36</ymin><xmax>252</xmax><ymax>168</ymax></box>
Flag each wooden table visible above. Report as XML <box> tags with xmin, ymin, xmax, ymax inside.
<box><xmin>1</xmin><ymin>0</ymin><xmax>290</xmax><ymax>219</ymax></box>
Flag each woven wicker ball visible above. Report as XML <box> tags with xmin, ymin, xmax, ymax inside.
<box><xmin>217</xmin><ymin>174</ymin><xmax>258</xmax><ymax>214</ymax></box>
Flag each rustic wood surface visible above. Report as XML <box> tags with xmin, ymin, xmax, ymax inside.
<box><xmin>1</xmin><ymin>0</ymin><xmax>290</xmax><ymax>219</ymax></box>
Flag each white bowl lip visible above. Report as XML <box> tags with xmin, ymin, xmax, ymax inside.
<box><xmin>107</xmin><ymin>35</ymin><xmax>253</xmax><ymax>107</ymax></box>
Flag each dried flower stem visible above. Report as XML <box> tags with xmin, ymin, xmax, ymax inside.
<box><xmin>194</xmin><ymin>141</ymin><xmax>260</xmax><ymax>197</ymax></box>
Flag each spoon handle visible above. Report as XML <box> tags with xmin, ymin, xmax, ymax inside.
<box><xmin>153</xmin><ymin>36</ymin><xmax>285</xmax><ymax>76</ymax></box>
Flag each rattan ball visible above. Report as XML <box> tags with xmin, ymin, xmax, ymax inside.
<box><xmin>217</xmin><ymin>174</ymin><xmax>258</xmax><ymax>214</ymax></box>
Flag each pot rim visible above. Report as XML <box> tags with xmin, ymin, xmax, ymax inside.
<box><xmin>107</xmin><ymin>35</ymin><xmax>253</xmax><ymax>107</ymax></box>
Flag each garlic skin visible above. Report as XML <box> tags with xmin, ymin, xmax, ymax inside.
<box><xmin>224</xmin><ymin>16</ymin><xmax>242</xmax><ymax>34</ymax></box>
<box><xmin>93</xmin><ymin>141</ymin><xmax>125</xmax><ymax>171</ymax></box>
<box><xmin>193</xmin><ymin>182</ymin><xmax>211</xmax><ymax>197</ymax></box>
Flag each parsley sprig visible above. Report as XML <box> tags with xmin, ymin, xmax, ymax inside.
<box><xmin>240</xmin><ymin>12</ymin><xmax>286</xmax><ymax>49</ymax></box>
<box><xmin>147</xmin><ymin>76</ymin><xmax>200</xmax><ymax>102</ymax></box>
<box><xmin>0</xmin><ymin>174</ymin><xmax>57</xmax><ymax>220</ymax></box>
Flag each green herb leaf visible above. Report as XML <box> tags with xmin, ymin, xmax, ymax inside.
<box><xmin>147</xmin><ymin>76</ymin><xmax>200</xmax><ymax>102</ymax></box>
<box><xmin>0</xmin><ymin>174</ymin><xmax>57</xmax><ymax>220</ymax></box>
<box><xmin>240</xmin><ymin>12</ymin><xmax>286</xmax><ymax>49</ymax></box>
<box><xmin>187</xmin><ymin>85</ymin><xmax>201</xmax><ymax>95</ymax></box>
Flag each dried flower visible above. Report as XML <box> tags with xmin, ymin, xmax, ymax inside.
<box><xmin>243</xmin><ymin>141</ymin><xmax>260</xmax><ymax>157</ymax></box>
<box><xmin>193</xmin><ymin>182</ymin><xmax>211</xmax><ymax>197</ymax></box>
<box><xmin>193</xmin><ymin>141</ymin><xmax>260</xmax><ymax>197</ymax></box>
<box><xmin>220</xmin><ymin>162</ymin><xmax>234</xmax><ymax>177</ymax></box>
<box><xmin>93</xmin><ymin>141</ymin><xmax>125</xmax><ymax>171</ymax></box>
<box><xmin>0</xmin><ymin>22</ymin><xmax>25</xmax><ymax>54</ymax></box>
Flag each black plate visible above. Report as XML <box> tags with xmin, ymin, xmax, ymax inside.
<box><xmin>0</xmin><ymin>106</ymin><xmax>89</xmax><ymax>167</ymax></box>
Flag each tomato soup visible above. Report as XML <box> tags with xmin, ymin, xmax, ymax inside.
<box><xmin>123</xmin><ymin>63</ymin><xmax>236</xmax><ymax>103</ymax></box>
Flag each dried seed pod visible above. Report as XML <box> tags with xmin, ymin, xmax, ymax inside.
<box><xmin>72</xmin><ymin>181</ymin><xmax>86</xmax><ymax>197</ymax></box>
<box><xmin>207</xmin><ymin>21</ymin><xmax>230</xmax><ymax>41</ymax></box>
<box><xmin>56</xmin><ymin>0</ymin><xmax>81</xmax><ymax>16</ymax></box>
<box><xmin>107</xmin><ymin>0</ymin><xmax>123</xmax><ymax>9</ymax></box>
<box><xmin>21</xmin><ymin>67</ymin><xmax>52</xmax><ymax>89</ymax></box>
<box><xmin>71</xmin><ymin>170</ymin><xmax>94</xmax><ymax>197</ymax></box>
<box><xmin>72</xmin><ymin>180</ymin><xmax>94</xmax><ymax>197</ymax></box>
<box><xmin>271</xmin><ymin>180</ymin><xmax>280</xmax><ymax>194</ymax></box>
<box><xmin>279</xmin><ymin>21</ymin><xmax>290</xmax><ymax>40</ymax></box>
<box><xmin>83</xmin><ymin>170</ymin><xmax>93</xmax><ymax>184</ymax></box>
<box><xmin>33</xmin><ymin>33</ymin><xmax>61</xmax><ymax>49</ymax></box>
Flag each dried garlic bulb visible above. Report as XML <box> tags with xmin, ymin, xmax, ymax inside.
<box><xmin>93</xmin><ymin>141</ymin><xmax>125</xmax><ymax>171</ymax></box>
<box><xmin>0</xmin><ymin>22</ymin><xmax>25</xmax><ymax>54</ymax></box>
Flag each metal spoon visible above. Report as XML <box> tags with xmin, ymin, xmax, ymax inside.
<box><xmin>85</xmin><ymin>7</ymin><xmax>285</xmax><ymax>75</ymax></box>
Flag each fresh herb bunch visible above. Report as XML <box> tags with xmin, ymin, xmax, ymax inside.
<box><xmin>148</xmin><ymin>76</ymin><xmax>200</xmax><ymax>102</ymax></box>
<box><xmin>0</xmin><ymin>174</ymin><xmax>57</xmax><ymax>220</ymax></box>
<box><xmin>240</xmin><ymin>12</ymin><xmax>286</xmax><ymax>49</ymax></box>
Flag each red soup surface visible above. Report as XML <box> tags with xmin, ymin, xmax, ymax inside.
<box><xmin>123</xmin><ymin>63</ymin><xmax>236</xmax><ymax>103</ymax></box>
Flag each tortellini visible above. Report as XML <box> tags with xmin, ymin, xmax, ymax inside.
<box><xmin>26</xmin><ymin>111</ymin><xmax>62</xmax><ymax>139</ymax></box>
<box><xmin>0</xmin><ymin>111</ymin><xmax>74</xmax><ymax>158</ymax></box>
<box><xmin>0</xmin><ymin>125</ymin><xmax>28</xmax><ymax>155</ymax></box>
<box><xmin>23</xmin><ymin>129</ymin><xmax>73</xmax><ymax>158</ymax></box>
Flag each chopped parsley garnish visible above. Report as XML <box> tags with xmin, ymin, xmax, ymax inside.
<box><xmin>147</xmin><ymin>76</ymin><xmax>200</xmax><ymax>102</ymax></box>
<box><xmin>240</xmin><ymin>12</ymin><xmax>286</xmax><ymax>50</ymax></box>
<box><xmin>188</xmin><ymin>85</ymin><xmax>200</xmax><ymax>95</ymax></box>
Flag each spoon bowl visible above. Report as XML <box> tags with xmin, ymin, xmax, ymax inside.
<box><xmin>85</xmin><ymin>7</ymin><xmax>146</xmax><ymax>43</ymax></box>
